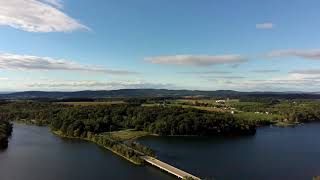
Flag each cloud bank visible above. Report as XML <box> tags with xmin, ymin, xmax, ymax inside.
<box><xmin>145</xmin><ymin>55</ymin><xmax>246</xmax><ymax>67</ymax></box>
<box><xmin>26</xmin><ymin>80</ymin><xmax>174</xmax><ymax>90</ymax></box>
<box><xmin>290</xmin><ymin>69</ymin><xmax>320</xmax><ymax>74</ymax></box>
<box><xmin>179</xmin><ymin>71</ymin><xmax>231</xmax><ymax>75</ymax></box>
<box><xmin>0</xmin><ymin>0</ymin><xmax>88</xmax><ymax>32</ymax></box>
<box><xmin>252</xmin><ymin>70</ymin><xmax>280</xmax><ymax>73</ymax></box>
<box><xmin>266</xmin><ymin>49</ymin><xmax>320</xmax><ymax>60</ymax></box>
<box><xmin>0</xmin><ymin>53</ymin><xmax>137</xmax><ymax>75</ymax></box>
<box><xmin>211</xmin><ymin>72</ymin><xmax>320</xmax><ymax>91</ymax></box>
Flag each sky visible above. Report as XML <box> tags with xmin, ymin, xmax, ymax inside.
<box><xmin>0</xmin><ymin>0</ymin><xmax>320</xmax><ymax>92</ymax></box>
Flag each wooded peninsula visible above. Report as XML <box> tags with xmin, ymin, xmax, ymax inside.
<box><xmin>1</xmin><ymin>95</ymin><xmax>320</xmax><ymax>164</ymax></box>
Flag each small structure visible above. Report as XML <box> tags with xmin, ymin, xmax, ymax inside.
<box><xmin>215</xmin><ymin>100</ymin><xmax>226</xmax><ymax>103</ymax></box>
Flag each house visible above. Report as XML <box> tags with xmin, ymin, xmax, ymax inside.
<box><xmin>215</xmin><ymin>100</ymin><xmax>226</xmax><ymax>103</ymax></box>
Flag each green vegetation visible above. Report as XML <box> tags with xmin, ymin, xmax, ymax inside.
<box><xmin>0</xmin><ymin>101</ymin><xmax>256</xmax><ymax>136</ymax></box>
<box><xmin>1</xmin><ymin>97</ymin><xmax>320</xmax><ymax>163</ymax></box>
<box><xmin>105</xmin><ymin>129</ymin><xmax>150</xmax><ymax>141</ymax></box>
<box><xmin>230</xmin><ymin>99</ymin><xmax>320</xmax><ymax>124</ymax></box>
<box><xmin>145</xmin><ymin>98</ymin><xmax>320</xmax><ymax>127</ymax></box>
<box><xmin>59</xmin><ymin>101</ymin><xmax>125</xmax><ymax>106</ymax></box>
<box><xmin>0</xmin><ymin>100</ymin><xmax>257</xmax><ymax>161</ymax></box>
<box><xmin>52</xmin><ymin>130</ymin><xmax>146</xmax><ymax>165</ymax></box>
<box><xmin>0</xmin><ymin>119</ymin><xmax>12</xmax><ymax>149</ymax></box>
<box><xmin>313</xmin><ymin>176</ymin><xmax>320</xmax><ymax>180</ymax></box>
<box><xmin>234</xmin><ymin>112</ymin><xmax>283</xmax><ymax>126</ymax></box>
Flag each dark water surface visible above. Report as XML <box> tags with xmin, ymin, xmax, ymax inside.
<box><xmin>1</xmin><ymin>123</ymin><xmax>320</xmax><ymax>180</ymax></box>
<box><xmin>0</xmin><ymin>124</ymin><xmax>175</xmax><ymax>180</ymax></box>
<box><xmin>139</xmin><ymin>123</ymin><xmax>320</xmax><ymax>180</ymax></box>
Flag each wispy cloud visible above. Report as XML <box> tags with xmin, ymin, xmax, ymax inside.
<box><xmin>266</xmin><ymin>49</ymin><xmax>320</xmax><ymax>60</ymax></box>
<box><xmin>256</xmin><ymin>23</ymin><xmax>274</xmax><ymax>29</ymax></box>
<box><xmin>289</xmin><ymin>69</ymin><xmax>320</xmax><ymax>74</ymax></box>
<box><xmin>0</xmin><ymin>77</ymin><xmax>8</xmax><ymax>81</ymax></box>
<box><xmin>212</xmin><ymin>73</ymin><xmax>320</xmax><ymax>91</ymax></box>
<box><xmin>26</xmin><ymin>80</ymin><xmax>174</xmax><ymax>90</ymax></box>
<box><xmin>252</xmin><ymin>70</ymin><xmax>280</xmax><ymax>73</ymax></box>
<box><xmin>178</xmin><ymin>71</ymin><xmax>232</xmax><ymax>75</ymax></box>
<box><xmin>0</xmin><ymin>0</ymin><xmax>89</xmax><ymax>32</ymax></box>
<box><xmin>205</xmin><ymin>76</ymin><xmax>246</xmax><ymax>80</ymax></box>
<box><xmin>145</xmin><ymin>55</ymin><xmax>246</xmax><ymax>67</ymax></box>
<box><xmin>0</xmin><ymin>53</ymin><xmax>137</xmax><ymax>75</ymax></box>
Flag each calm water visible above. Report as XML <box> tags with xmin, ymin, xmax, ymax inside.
<box><xmin>0</xmin><ymin>124</ymin><xmax>175</xmax><ymax>180</ymax></box>
<box><xmin>1</xmin><ymin>123</ymin><xmax>320</xmax><ymax>180</ymax></box>
<box><xmin>139</xmin><ymin>123</ymin><xmax>320</xmax><ymax>180</ymax></box>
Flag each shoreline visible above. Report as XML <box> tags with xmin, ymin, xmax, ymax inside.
<box><xmin>51</xmin><ymin>130</ymin><xmax>142</xmax><ymax>165</ymax></box>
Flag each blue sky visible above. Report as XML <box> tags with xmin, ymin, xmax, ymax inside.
<box><xmin>0</xmin><ymin>0</ymin><xmax>320</xmax><ymax>91</ymax></box>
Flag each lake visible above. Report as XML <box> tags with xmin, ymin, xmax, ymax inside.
<box><xmin>139</xmin><ymin>123</ymin><xmax>320</xmax><ymax>180</ymax></box>
<box><xmin>0</xmin><ymin>124</ymin><xmax>175</xmax><ymax>180</ymax></box>
<box><xmin>1</xmin><ymin>123</ymin><xmax>320</xmax><ymax>180</ymax></box>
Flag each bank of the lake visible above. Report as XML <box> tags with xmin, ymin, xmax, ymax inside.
<box><xmin>1</xmin><ymin>123</ymin><xmax>320</xmax><ymax>180</ymax></box>
<box><xmin>51</xmin><ymin>130</ymin><xmax>142</xmax><ymax>165</ymax></box>
<box><xmin>0</xmin><ymin>123</ymin><xmax>176</xmax><ymax>180</ymax></box>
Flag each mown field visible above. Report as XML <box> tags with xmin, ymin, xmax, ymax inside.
<box><xmin>142</xmin><ymin>98</ymin><xmax>309</xmax><ymax>126</ymax></box>
<box><xmin>104</xmin><ymin>129</ymin><xmax>150</xmax><ymax>141</ymax></box>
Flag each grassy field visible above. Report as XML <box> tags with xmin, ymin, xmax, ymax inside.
<box><xmin>174</xmin><ymin>99</ymin><xmax>239</xmax><ymax>106</ymax></box>
<box><xmin>59</xmin><ymin>101</ymin><xmax>125</xmax><ymax>106</ymax></box>
<box><xmin>274</xmin><ymin>121</ymin><xmax>300</xmax><ymax>127</ymax></box>
<box><xmin>105</xmin><ymin>129</ymin><xmax>150</xmax><ymax>141</ymax></box>
<box><xmin>143</xmin><ymin>99</ymin><xmax>290</xmax><ymax>126</ymax></box>
<box><xmin>234</xmin><ymin>111</ymin><xmax>283</xmax><ymax>123</ymax></box>
<box><xmin>172</xmin><ymin>104</ymin><xmax>227</xmax><ymax>112</ymax></box>
<box><xmin>142</xmin><ymin>103</ymin><xmax>227</xmax><ymax>112</ymax></box>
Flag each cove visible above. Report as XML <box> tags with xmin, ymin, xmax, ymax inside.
<box><xmin>0</xmin><ymin>123</ymin><xmax>175</xmax><ymax>180</ymax></box>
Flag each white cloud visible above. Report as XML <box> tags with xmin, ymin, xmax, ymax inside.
<box><xmin>206</xmin><ymin>76</ymin><xmax>246</xmax><ymax>80</ymax></box>
<box><xmin>145</xmin><ymin>55</ymin><xmax>246</xmax><ymax>67</ymax></box>
<box><xmin>178</xmin><ymin>71</ymin><xmax>231</xmax><ymax>75</ymax></box>
<box><xmin>0</xmin><ymin>77</ymin><xmax>8</xmax><ymax>80</ymax></box>
<box><xmin>0</xmin><ymin>0</ymin><xmax>88</xmax><ymax>32</ymax></box>
<box><xmin>252</xmin><ymin>70</ymin><xmax>280</xmax><ymax>73</ymax></box>
<box><xmin>256</xmin><ymin>23</ymin><xmax>274</xmax><ymax>29</ymax></box>
<box><xmin>211</xmin><ymin>73</ymin><xmax>320</xmax><ymax>91</ymax></box>
<box><xmin>266</xmin><ymin>49</ymin><xmax>320</xmax><ymax>60</ymax></box>
<box><xmin>26</xmin><ymin>80</ymin><xmax>174</xmax><ymax>90</ymax></box>
<box><xmin>0</xmin><ymin>53</ymin><xmax>137</xmax><ymax>75</ymax></box>
<box><xmin>289</xmin><ymin>69</ymin><xmax>320</xmax><ymax>75</ymax></box>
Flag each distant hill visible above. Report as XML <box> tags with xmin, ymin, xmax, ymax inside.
<box><xmin>0</xmin><ymin>89</ymin><xmax>319</xmax><ymax>100</ymax></box>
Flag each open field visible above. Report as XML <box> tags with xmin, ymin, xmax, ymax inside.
<box><xmin>105</xmin><ymin>129</ymin><xmax>150</xmax><ymax>141</ymax></box>
<box><xmin>174</xmin><ymin>99</ymin><xmax>239</xmax><ymax>106</ymax></box>
<box><xmin>234</xmin><ymin>111</ymin><xmax>283</xmax><ymax>124</ymax></box>
<box><xmin>143</xmin><ymin>99</ymin><xmax>291</xmax><ymax>126</ymax></box>
<box><xmin>142</xmin><ymin>103</ymin><xmax>227</xmax><ymax>112</ymax></box>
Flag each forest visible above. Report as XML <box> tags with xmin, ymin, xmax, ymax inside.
<box><xmin>0</xmin><ymin>101</ymin><xmax>256</xmax><ymax>162</ymax></box>
<box><xmin>1</xmin><ymin>98</ymin><xmax>320</xmax><ymax>152</ymax></box>
<box><xmin>0</xmin><ymin>119</ymin><xmax>12</xmax><ymax>149</ymax></box>
<box><xmin>0</xmin><ymin>101</ymin><xmax>257</xmax><ymax>136</ymax></box>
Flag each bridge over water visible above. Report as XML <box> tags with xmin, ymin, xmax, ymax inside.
<box><xmin>141</xmin><ymin>156</ymin><xmax>201</xmax><ymax>180</ymax></box>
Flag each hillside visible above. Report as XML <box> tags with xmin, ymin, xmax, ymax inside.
<box><xmin>0</xmin><ymin>89</ymin><xmax>320</xmax><ymax>100</ymax></box>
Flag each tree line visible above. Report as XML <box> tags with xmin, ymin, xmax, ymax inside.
<box><xmin>233</xmin><ymin>99</ymin><xmax>320</xmax><ymax>123</ymax></box>
<box><xmin>0</xmin><ymin>119</ymin><xmax>12</xmax><ymax>149</ymax></box>
<box><xmin>0</xmin><ymin>101</ymin><xmax>257</xmax><ymax>136</ymax></box>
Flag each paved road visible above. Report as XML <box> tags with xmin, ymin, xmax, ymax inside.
<box><xmin>141</xmin><ymin>156</ymin><xmax>201</xmax><ymax>180</ymax></box>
